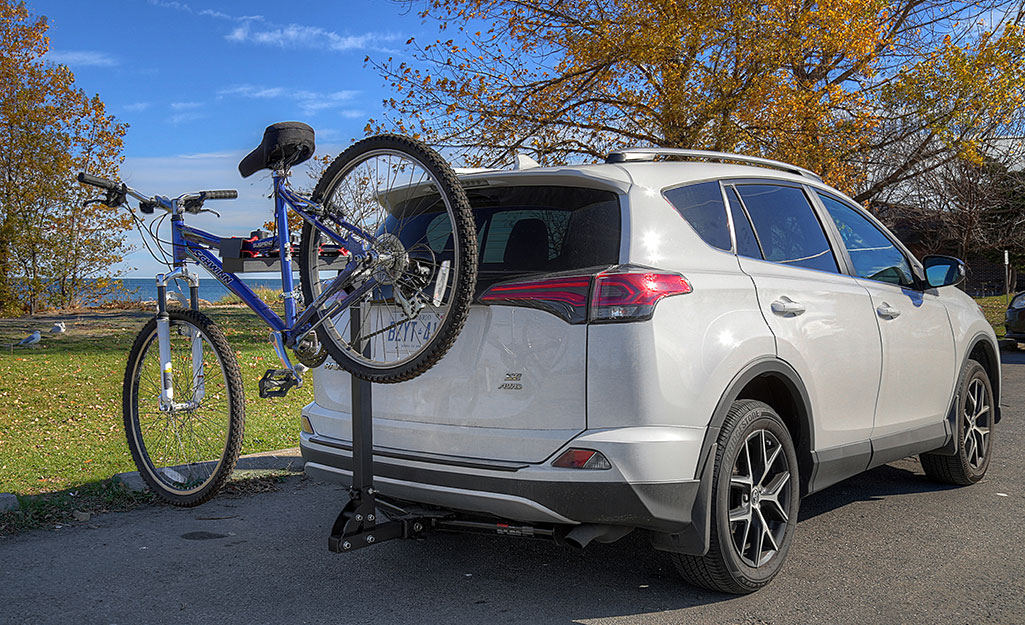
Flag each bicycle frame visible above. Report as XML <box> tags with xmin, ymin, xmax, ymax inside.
<box><xmin>153</xmin><ymin>172</ymin><xmax>382</xmax><ymax>410</ymax></box>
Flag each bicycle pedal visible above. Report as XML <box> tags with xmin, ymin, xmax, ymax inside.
<box><xmin>258</xmin><ymin>369</ymin><xmax>299</xmax><ymax>398</ymax></box>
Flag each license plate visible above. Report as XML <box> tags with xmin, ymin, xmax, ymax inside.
<box><xmin>379</xmin><ymin>311</ymin><xmax>442</xmax><ymax>351</ymax></box>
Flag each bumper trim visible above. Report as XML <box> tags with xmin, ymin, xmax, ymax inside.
<box><xmin>301</xmin><ymin>440</ymin><xmax>701</xmax><ymax>532</ymax></box>
<box><xmin>308</xmin><ymin>434</ymin><xmax>528</xmax><ymax>472</ymax></box>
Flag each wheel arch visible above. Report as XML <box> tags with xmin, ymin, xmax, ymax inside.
<box><xmin>702</xmin><ymin>358</ymin><xmax>815</xmax><ymax>498</ymax></box>
<box><xmin>966</xmin><ymin>333</ymin><xmax>1001</xmax><ymax>423</ymax></box>
<box><xmin>660</xmin><ymin>358</ymin><xmax>814</xmax><ymax>557</ymax></box>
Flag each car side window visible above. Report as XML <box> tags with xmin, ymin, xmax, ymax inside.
<box><xmin>734</xmin><ymin>184</ymin><xmax>839</xmax><ymax>273</ymax></box>
<box><xmin>817</xmin><ymin>192</ymin><xmax>914</xmax><ymax>287</ymax></box>
<box><xmin>663</xmin><ymin>181</ymin><xmax>731</xmax><ymax>251</ymax></box>
<box><xmin>725</xmin><ymin>186</ymin><xmax>763</xmax><ymax>259</ymax></box>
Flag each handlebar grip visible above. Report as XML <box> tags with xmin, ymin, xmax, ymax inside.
<box><xmin>77</xmin><ymin>172</ymin><xmax>118</xmax><ymax>190</ymax></box>
<box><xmin>201</xmin><ymin>190</ymin><xmax>238</xmax><ymax>200</ymax></box>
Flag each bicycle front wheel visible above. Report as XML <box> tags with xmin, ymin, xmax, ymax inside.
<box><xmin>122</xmin><ymin>309</ymin><xmax>245</xmax><ymax>506</ymax></box>
<box><xmin>299</xmin><ymin>134</ymin><xmax>477</xmax><ymax>383</ymax></box>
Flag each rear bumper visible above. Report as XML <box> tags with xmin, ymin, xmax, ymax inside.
<box><xmin>299</xmin><ymin>427</ymin><xmax>705</xmax><ymax>534</ymax></box>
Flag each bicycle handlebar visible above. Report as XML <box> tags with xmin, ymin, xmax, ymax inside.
<box><xmin>77</xmin><ymin>171</ymin><xmax>119</xmax><ymax>190</ymax></box>
<box><xmin>201</xmin><ymin>190</ymin><xmax>238</xmax><ymax>200</ymax></box>
<box><xmin>76</xmin><ymin>171</ymin><xmax>237</xmax><ymax>214</ymax></box>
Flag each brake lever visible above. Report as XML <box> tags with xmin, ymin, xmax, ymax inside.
<box><xmin>197</xmin><ymin>208</ymin><xmax>221</xmax><ymax>218</ymax></box>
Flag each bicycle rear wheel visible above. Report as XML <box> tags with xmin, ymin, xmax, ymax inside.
<box><xmin>299</xmin><ymin>134</ymin><xmax>477</xmax><ymax>383</ymax></box>
<box><xmin>122</xmin><ymin>309</ymin><xmax>245</xmax><ymax>506</ymax></box>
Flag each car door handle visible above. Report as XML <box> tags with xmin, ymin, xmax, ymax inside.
<box><xmin>876</xmin><ymin>303</ymin><xmax>901</xmax><ymax>319</ymax></box>
<box><xmin>771</xmin><ymin>298</ymin><xmax>806</xmax><ymax>317</ymax></box>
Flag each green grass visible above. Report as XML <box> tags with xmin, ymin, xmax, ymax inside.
<box><xmin>0</xmin><ymin>306</ymin><xmax>310</xmax><ymax>496</ymax></box>
<box><xmin>974</xmin><ymin>294</ymin><xmax>1009</xmax><ymax>338</ymax></box>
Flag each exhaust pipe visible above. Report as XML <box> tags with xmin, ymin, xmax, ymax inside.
<box><xmin>564</xmin><ymin>524</ymin><xmax>633</xmax><ymax>549</ymax></box>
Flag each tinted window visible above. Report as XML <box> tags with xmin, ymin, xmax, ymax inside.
<box><xmin>390</xmin><ymin>186</ymin><xmax>621</xmax><ymax>291</ymax></box>
<box><xmin>725</xmin><ymin>186</ymin><xmax>762</xmax><ymax>259</ymax></box>
<box><xmin>663</xmin><ymin>181</ymin><xmax>731</xmax><ymax>251</ymax></box>
<box><xmin>818</xmin><ymin>192</ymin><xmax>913</xmax><ymax>286</ymax></box>
<box><xmin>736</xmin><ymin>184</ymin><xmax>839</xmax><ymax>273</ymax></box>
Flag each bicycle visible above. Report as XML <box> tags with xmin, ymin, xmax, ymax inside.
<box><xmin>78</xmin><ymin>123</ymin><xmax>478</xmax><ymax>506</ymax></box>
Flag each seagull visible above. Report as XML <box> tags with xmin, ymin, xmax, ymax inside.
<box><xmin>50</xmin><ymin>321</ymin><xmax>66</xmax><ymax>334</ymax></box>
<box><xmin>16</xmin><ymin>331</ymin><xmax>41</xmax><ymax>347</ymax></box>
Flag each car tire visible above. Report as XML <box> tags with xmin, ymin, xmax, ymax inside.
<box><xmin>920</xmin><ymin>359</ymin><xmax>993</xmax><ymax>486</ymax></box>
<box><xmin>672</xmin><ymin>399</ymin><xmax>800</xmax><ymax>594</ymax></box>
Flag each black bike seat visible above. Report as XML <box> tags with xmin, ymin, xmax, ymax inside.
<box><xmin>238</xmin><ymin>122</ymin><xmax>315</xmax><ymax>178</ymax></box>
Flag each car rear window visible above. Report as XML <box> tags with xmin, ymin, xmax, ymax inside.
<box><xmin>387</xmin><ymin>185</ymin><xmax>622</xmax><ymax>291</ymax></box>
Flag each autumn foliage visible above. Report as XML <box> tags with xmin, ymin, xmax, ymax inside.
<box><xmin>0</xmin><ymin>0</ymin><xmax>128</xmax><ymax>316</ymax></box>
<box><xmin>371</xmin><ymin>0</ymin><xmax>1025</xmax><ymax>204</ymax></box>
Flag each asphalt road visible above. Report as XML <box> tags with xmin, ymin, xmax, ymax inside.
<box><xmin>3</xmin><ymin>353</ymin><xmax>1025</xmax><ymax>625</ymax></box>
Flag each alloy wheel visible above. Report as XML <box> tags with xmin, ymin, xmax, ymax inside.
<box><xmin>729</xmin><ymin>429</ymin><xmax>793</xmax><ymax>568</ymax></box>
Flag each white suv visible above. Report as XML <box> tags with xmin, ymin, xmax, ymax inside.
<box><xmin>300</xmin><ymin>149</ymin><xmax>1001</xmax><ymax>594</ymax></box>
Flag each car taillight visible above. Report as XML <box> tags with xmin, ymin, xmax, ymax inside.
<box><xmin>591</xmin><ymin>271</ymin><xmax>691</xmax><ymax>323</ymax></box>
<box><xmin>480</xmin><ymin>266</ymin><xmax>691</xmax><ymax>324</ymax></box>
<box><xmin>480</xmin><ymin>275</ymin><xmax>592</xmax><ymax>324</ymax></box>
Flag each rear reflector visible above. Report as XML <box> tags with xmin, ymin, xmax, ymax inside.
<box><xmin>480</xmin><ymin>266</ymin><xmax>691</xmax><ymax>324</ymax></box>
<box><xmin>552</xmin><ymin>449</ymin><xmax>612</xmax><ymax>470</ymax></box>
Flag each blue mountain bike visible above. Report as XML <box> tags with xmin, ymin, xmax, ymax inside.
<box><xmin>78</xmin><ymin>123</ymin><xmax>478</xmax><ymax>506</ymax></box>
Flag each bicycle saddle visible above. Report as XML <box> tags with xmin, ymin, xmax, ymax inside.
<box><xmin>239</xmin><ymin>121</ymin><xmax>315</xmax><ymax>178</ymax></box>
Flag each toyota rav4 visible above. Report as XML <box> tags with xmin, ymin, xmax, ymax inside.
<box><xmin>299</xmin><ymin>148</ymin><xmax>1001</xmax><ymax>594</ymax></box>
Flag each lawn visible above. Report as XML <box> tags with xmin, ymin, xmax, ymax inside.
<box><xmin>974</xmin><ymin>294</ymin><xmax>1009</xmax><ymax>338</ymax></box>
<box><xmin>0</xmin><ymin>304</ymin><xmax>311</xmax><ymax>496</ymax></box>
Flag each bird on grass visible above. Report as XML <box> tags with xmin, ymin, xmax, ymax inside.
<box><xmin>50</xmin><ymin>321</ymin><xmax>66</xmax><ymax>334</ymax></box>
<box><xmin>11</xmin><ymin>330</ymin><xmax>41</xmax><ymax>348</ymax></box>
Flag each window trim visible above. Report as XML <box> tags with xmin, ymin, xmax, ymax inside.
<box><xmin>722</xmin><ymin>183</ymin><xmax>766</xmax><ymax>260</ymax></box>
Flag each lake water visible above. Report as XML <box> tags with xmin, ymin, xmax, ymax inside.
<box><xmin>114</xmin><ymin>276</ymin><xmax>284</xmax><ymax>303</ymax></box>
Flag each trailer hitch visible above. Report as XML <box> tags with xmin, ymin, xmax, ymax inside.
<box><xmin>328</xmin><ymin>489</ymin><xmax>430</xmax><ymax>552</ymax></box>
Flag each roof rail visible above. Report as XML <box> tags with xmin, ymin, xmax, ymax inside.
<box><xmin>605</xmin><ymin>148</ymin><xmax>822</xmax><ymax>182</ymax></box>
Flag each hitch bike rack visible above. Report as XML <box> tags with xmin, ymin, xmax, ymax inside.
<box><xmin>326</xmin><ymin>307</ymin><xmax>558</xmax><ymax>553</ymax></box>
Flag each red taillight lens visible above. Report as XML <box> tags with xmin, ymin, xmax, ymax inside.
<box><xmin>480</xmin><ymin>267</ymin><xmax>690</xmax><ymax>324</ymax></box>
<box><xmin>480</xmin><ymin>275</ymin><xmax>592</xmax><ymax>324</ymax></box>
<box><xmin>552</xmin><ymin>449</ymin><xmax>612</xmax><ymax>470</ymax></box>
<box><xmin>591</xmin><ymin>272</ymin><xmax>691</xmax><ymax>322</ymax></box>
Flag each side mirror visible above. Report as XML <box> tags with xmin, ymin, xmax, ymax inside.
<box><xmin>923</xmin><ymin>255</ymin><xmax>966</xmax><ymax>288</ymax></box>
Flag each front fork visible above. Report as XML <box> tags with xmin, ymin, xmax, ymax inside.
<box><xmin>156</xmin><ymin>266</ymin><xmax>204</xmax><ymax>412</ymax></box>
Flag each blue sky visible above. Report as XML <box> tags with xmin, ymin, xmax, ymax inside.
<box><xmin>31</xmin><ymin>0</ymin><xmax>431</xmax><ymax>276</ymax></box>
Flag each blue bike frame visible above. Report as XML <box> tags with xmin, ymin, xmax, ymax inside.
<box><xmin>168</xmin><ymin>175</ymin><xmax>381</xmax><ymax>344</ymax></box>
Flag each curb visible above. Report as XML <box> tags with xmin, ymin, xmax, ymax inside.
<box><xmin>0</xmin><ymin>492</ymin><xmax>18</xmax><ymax>512</ymax></box>
<box><xmin>0</xmin><ymin>448</ymin><xmax>307</xmax><ymax>508</ymax></box>
<box><xmin>112</xmin><ymin>447</ymin><xmax>304</xmax><ymax>493</ymax></box>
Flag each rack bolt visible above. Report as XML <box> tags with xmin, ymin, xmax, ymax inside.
<box><xmin>413</xmin><ymin>522</ymin><xmax>423</xmax><ymax>533</ymax></box>
<box><xmin>355</xmin><ymin>514</ymin><xmax>363</xmax><ymax>522</ymax></box>
<box><xmin>367</xmin><ymin>514</ymin><xmax>375</xmax><ymax>522</ymax></box>
<box><xmin>366</xmin><ymin>535</ymin><xmax>375</xmax><ymax>544</ymax></box>
<box><xmin>342</xmin><ymin>541</ymin><xmax>351</xmax><ymax>550</ymax></box>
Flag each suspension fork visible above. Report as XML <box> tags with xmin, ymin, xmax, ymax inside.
<box><xmin>155</xmin><ymin>266</ymin><xmax>203</xmax><ymax>411</ymax></box>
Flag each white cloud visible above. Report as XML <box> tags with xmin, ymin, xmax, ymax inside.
<box><xmin>46</xmin><ymin>50</ymin><xmax>119</xmax><ymax>67</ymax></box>
<box><xmin>218</xmin><ymin>85</ymin><xmax>286</xmax><ymax>99</ymax></box>
<box><xmin>216</xmin><ymin>84</ymin><xmax>363</xmax><ymax>118</ymax></box>
<box><xmin>170</xmin><ymin>101</ymin><xmax>204</xmax><ymax>110</ymax></box>
<box><xmin>225</xmin><ymin>21</ymin><xmax>400</xmax><ymax>53</ymax></box>
<box><xmin>170</xmin><ymin>111</ymin><xmax>206</xmax><ymax>125</ymax></box>
<box><xmin>124</xmin><ymin>102</ymin><xmax>151</xmax><ymax>112</ymax></box>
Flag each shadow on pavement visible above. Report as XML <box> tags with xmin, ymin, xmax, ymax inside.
<box><xmin>798</xmin><ymin>461</ymin><xmax>955</xmax><ymax>522</ymax></box>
